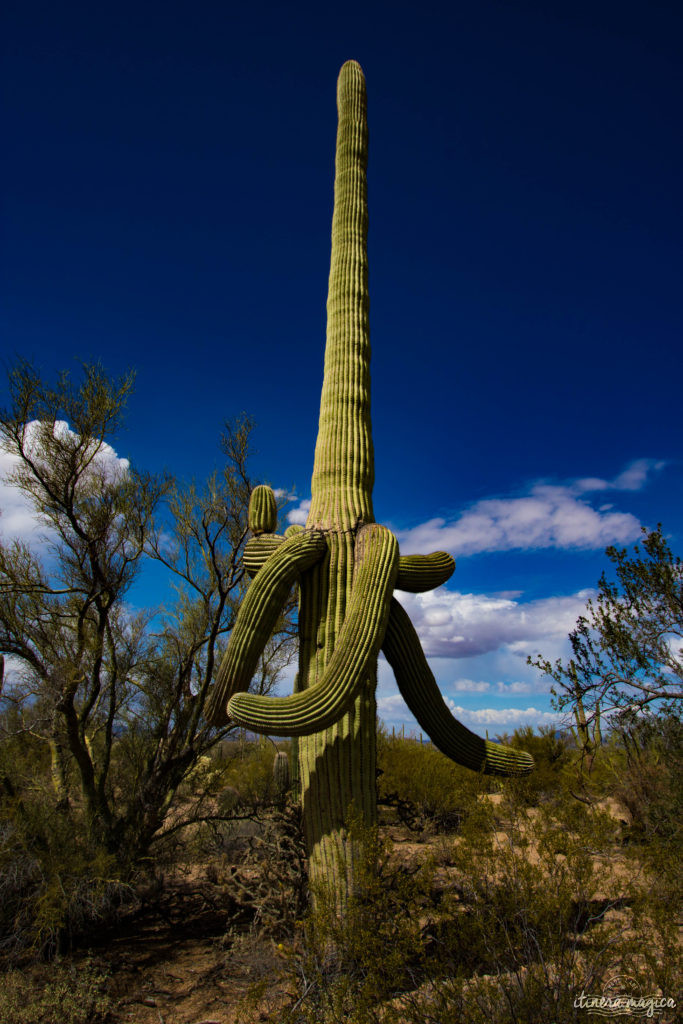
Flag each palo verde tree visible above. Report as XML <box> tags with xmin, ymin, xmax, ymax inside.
<box><xmin>0</xmin><ymin>360</ymin><xmax>291</xmax><ymax>871</ymax></box>
<box><xmin>207</xmin><ymin>61</ymin><xmax>533</xmax><ymax>907</ymax></box>
<box><xmin>529</xmin><ymin>525</ymin><xmax>682</xmax><ymax>780</ymax></box>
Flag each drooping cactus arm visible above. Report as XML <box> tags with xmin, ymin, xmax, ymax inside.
<box><xmin>227</xmin><ymin>524</ymin><xmax>399</xmax><ymax>736</ymax></box>
<box><xmin>245</xmin><ymin>536</ymin><xmax>453</xmax><ymax>591</ymax></box>
<box><xmin>207</xmin><ymin>529</ymin><xmax>327</xmax><ymax>725</ymax></box>
<box><xmin>382</xmin><ymin>598</ymin><xmax>534</xmax><ymax>776</ymax></box>
<box><xmin>396</xmin><ymin>551</ymin><xmax>455</xmax><ymax>593</ymax></box>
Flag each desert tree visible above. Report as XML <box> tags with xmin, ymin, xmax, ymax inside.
<box><xmin>0</xmin><ymin>360</ymin><xmax>294</xmax><ymax>870</ymax></box>
<box><xmin>529</xmin><ymin>524</ymin><xmax>682</xmax><ymax>809</ymax></box>
<box><xmin>529</xmin><ymin>525</ymin><xmax>682</xmax><ymax>731</ymax></box>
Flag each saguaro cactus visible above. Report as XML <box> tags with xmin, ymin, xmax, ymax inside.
<box><xmin>208</xmin><ymin>60</ymin><xmax>533</xmax><ymax>904</ymax></box>
<box><xmin>273</xmin><ymin>750</ymin><xmax>291</xmax><ymax>803</ymax></box>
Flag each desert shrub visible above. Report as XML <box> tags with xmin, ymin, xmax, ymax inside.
<box><xmin>218</xmin><ymin>739</ymin><xmax>285</xmax><ymax>809</ymax></box>
<box><xmin>278</xmin><ymin>789</ymin><xmax>681</xmax><ymax>1024</ymax></box>
<box><xmin>0</xmin><ymin>756</ymin><xmax>133</xmax><ymax>961</ymax></box>
<box><xmin>496</xmin><ymin>725</ymin><xmax>573</xmax><ymax>806</ymax></box>
<box><xmin>377</xmin><ymin>728</ymin><xmax>486</xmax><ymax>831</ymax></box>
<box><xmin>217</xmin><ymin>801</ymin><xmax>307</xmax><ymax>938</ymax></box>
<box><xmin>400</xmin><ymin>793</ymin><xmax>679</xmax><ymax>1024</ymax></box>
<box><xmin>278</xmin><ymin>819</ymin><xmax>434</xmax><ymax>1024</ymax></box>
<box><xmin>609</xmin><ymin>713</ymin><xmax>683</xmax><ymax>847</ymax></box>
<box><xmin>0</xmin><ymin>958</ymin><xmax>112</xmax><ymax>1024</ymax></box>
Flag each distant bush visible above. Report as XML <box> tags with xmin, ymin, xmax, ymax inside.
<box><xmin>610</xmin><ymin>713</ymin><xmax>683</xmax><ymax>846</ymax></box>
<box><xmin>495</xmin><ymin>725</ymin><xmax>573</xmax><ymax>805</ymax></box>
<box><xmin>217</xmin><ymin>739</ymin><xmax>289</xmax><ymax>810</ymax></box>
<box><xmin>377</xmin><ymin>727</ymin><xmax>486</xmax><ymax>831</ymax></box>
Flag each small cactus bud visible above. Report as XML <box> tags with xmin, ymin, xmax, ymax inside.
<box><xmin>249</xmin><ymin>485</ymin><xmax>277</xmax><ymax>535</ymax></box>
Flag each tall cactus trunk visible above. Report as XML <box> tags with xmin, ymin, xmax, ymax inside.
<box><xmin>207</xmin><ymin>59</ymin><xmax>535</xmax><ymax>923</ymax></box>
<box><xmin>299</xmin><ymin>60</ymin><xmax>375</xmax><ymax>903</ymax></box>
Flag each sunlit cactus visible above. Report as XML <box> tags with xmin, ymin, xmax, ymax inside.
<box><xmin>208</xmin><ymin>60</ymin><xmax>533</xmax><ymax>903</ymax></box>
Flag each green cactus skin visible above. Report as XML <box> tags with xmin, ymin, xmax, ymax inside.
<box><xmin>228</xmin><ymin>524</ymin><xmax>398</xmax><ymax>735</ymax></box>
<box><xmin>395</xmin><ymin>551</ymin><xmax>455</xmax><ymax>593</ymax></box>
<box><xmin>249</xmin><ymin>484</ymin><xmax>278</xmax><ymax>535</ymax></box>
<box><xmin>206</xmin><ymin>529</ymin><xmax>327</xmax><ymax>725</ymax></box>
<box><xmin>245</xmin><ymin>540</ymin><xmax>454</xmax><ymax>591</ymax></box>
<box><xmin>273</xmin><ymin>750</ymin><xmax>291</xmax><ymax>800</ymax></box>
<box><xmin>383</xmin><ymin>598</ymin><xmax>533</xmax><ymax>775</ymax></box>
<box><xmin>208</xmin><ymin>60</ymin><xmax>534</xmax><ymax>904</ymax></box>
<box><xmin>284</xmin><ymin>524</ymin><xmax>304</xmax><ymax>538</ymax></box>
<box><xmin>244</xmin><ymin>534</ymin><xmax>285</xmax><ymax>578</ymax></box>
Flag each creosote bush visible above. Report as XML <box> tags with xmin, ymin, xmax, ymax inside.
<box><xmin>494</xmin><ymin>725</ymin><xmax>574</xmax><ymax>806</ymax></box>
<box><xmin>0</xmin><ymin>767</ymin><xmax>132</xmax><ymax>962</ymax></box>
<box><xmin>0</xmin><ymin>958</ymin><xmax>113</xmax><ymax>1024</ymax></box>
<box><xmin>276</xmin><ymin>816</ymin><xmax>434</xmax><ymax>1024</ymax></box>
<box><xmin>377</xmin><ymin>726</ymin><xmax>487</xmax><ymax>831</ymax></box>
<box><xmin>276</xmin><ymin>783</ymin><xmax>681</xmax><ymax>1024</ymax></box>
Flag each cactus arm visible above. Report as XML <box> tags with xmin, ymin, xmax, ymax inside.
<box><xmin>244</xmin><ymin>534</ymin><xmax>285</xmax><ymax>578</ymax></box>
<box><xmin>248</xmin><ymin>484</ymin><xmax>278</xmax><ymax>534</ymax></box>
<box><xmin>246</xmin><ymin>543</ymin><xmax>454</xmax><ymax>589</ymax></box>
<box><xmin>382</xmin><ymin>598</ymin><xmax>534</xmax><ymax>776</ymax></box>
<box><xmin>227</xmin><ymin>524</ymin><xmax>399</xmax><ymax>736</ymax></box>
<box><xmin>396</xmin><ymin>551</ymin><xmax>455</xmax><ymax>593</ymax></box>
<box><xmin>206</xmin><ymin>530</ymin><xmax>327</xmax><ymax>724</ymax></box>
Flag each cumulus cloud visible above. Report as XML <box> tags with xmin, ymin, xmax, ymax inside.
<box><xmin>0</xmin><ymin>420</ymin><xmax>129</xmax><ymax>543</ymax></box>
<box><xmin>445</xmin><ymin>701</ymin><xmax>562</xmax><ymax>730</ymax></box>
<box><xmin>452</xmin><ymin>679</ymin><xmax>491</xmax><ymax>692</ymax></box>
<box><xmin>397</xmin><ymin>459</ymin><xmax>664</xmax><ymax>556</ymax></box>
<box><xmin>286</xmin><ymin>498</ymin><xmax>311</xmax><ymax>526</ymax></box>
<box><xmin>449</xmin><ymin>678</ymin><xmax>548</xmax><ymax>695</ymax></box>
<box><xmin>376</xmin><ymin>691</ymin><xmax>562</xmax><ymax>736</ymax></box>
<box><xmin>394</xmin><ymin>587</ymin><xmax>592</xmax><ymax>659</ymax></box>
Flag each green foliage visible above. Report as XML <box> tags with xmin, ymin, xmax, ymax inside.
<box><xmin>279</xmin><ymin>819</ymin><xmax>434</xmax><ymax>1024</ymax></box>
<box><xmin>377</xmin><ymin>727</ymin><xmax>486</xmax><ymax>830</ymax></box>
<box><xmin>0</xmin><ymin>778</ymin><xmax>130</xmax><ymax>960</ymax></box>
<box><xmin>0</xmin><ymin>359</ymin><xmax>298</xmax><ymax>957</ymax></box>
<box><xmin>217</xmin><ymin>740</ymin><xmax>284</xmax><ymax>809</ymax></box>
<box><xmin>0</xmin><ymin>959</ymin><xmax>112</xmax><ymax>1024</ymax></box>
<box><xmin>530</xmin><ymin>524</ymin><xmax>682</xmax><ymax>737</ymax></box>
<box><xmin>610</xmin><ymin>712</ymin><xmax>683</xmax><ymax>848</ymax></box>
<box><xmin>279</xmin><ymin>789</ymin><xmax>681</xmax><ymax>1024</ymax></box>
<box><xmin>495</xmin><ymin>725</ymin><xmax>573</xmax><ymax>806</ymax></box>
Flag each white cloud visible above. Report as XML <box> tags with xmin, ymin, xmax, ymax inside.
<box><xmin>287</xmin><ymin>498</ymin><xmax>311</xmax><ymax>526</ymax></box>
<box><xmin>495</xmin><ymin>680</ymin><xmax>546</xmax><ymax>694</ymax></box>
<box><xmin>394</xmin><ymin>587</ymin><xmax>593</xmax><ymax>659</ymax></box>
<box><xmin>453</xmin><ymin>679</ymin><xmax>491</xmax><ymax>692</ymax></box>
<box><xmin>0</xmin><ymin>420</ymin><xmax>129</xmax><ymax>543</ymax></box>
<box><xmin>445</xmin><ymin>701</ymin><xmax>563</xmax><ymax>730</ymax></box>
<box><xmin>397</xmin><ymin>459</ymin><xmax>664</xmax><ymax>556</ymax></box>
<box><xmin>376</xmin><ymin>689</ymin><xmax>562</xmax><ymax>737</ymax></box>
<box><xmin>577</xmin><ymin>459</ymin><xmax>665</xmax><ymax>493</ymax></box>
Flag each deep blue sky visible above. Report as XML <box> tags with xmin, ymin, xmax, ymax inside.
<box><xmin>2</xmin><ymin>0</ymin><xmax>681</xmax><ymax>734</ymax></box>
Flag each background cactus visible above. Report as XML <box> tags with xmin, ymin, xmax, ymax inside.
<box><xmin>273</xmin><ymin>750</ymin><xmax>291</xmax><ymax>803</ymax></box>
<box><xmin>208</xmin><ymin>60</ymin><xmax>533</xmax><ymax>906</ymax></box>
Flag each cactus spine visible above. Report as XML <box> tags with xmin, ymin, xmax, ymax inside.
<box><xmin>209</xmin><ymin>61</ymin><xmax>533</xmax><ymax>907</ymax></box>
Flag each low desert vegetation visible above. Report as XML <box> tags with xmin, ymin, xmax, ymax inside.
<box><xmin>0</xmin><ymin>361</ymin><xmax>681</xmax><ymax>1022</ymax></box>
<box><xmin>1</xmin><ymin>722</ymin><xmax>679</xmax><ymax>1024</ymax></box>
